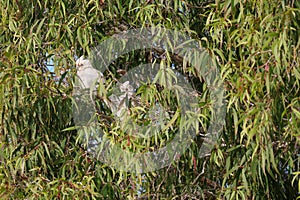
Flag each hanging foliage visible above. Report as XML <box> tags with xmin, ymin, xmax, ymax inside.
<box><xmin>0</xmin><ymin>0</ymin><xmax>299</xmax><ymax>199</ymax></box>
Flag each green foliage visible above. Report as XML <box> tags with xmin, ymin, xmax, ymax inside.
<box><xmin>0</xmin><ymin>0</ymin><xmax>299</xmax><ymax>199</ymax></box>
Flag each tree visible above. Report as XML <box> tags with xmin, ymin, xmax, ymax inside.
<box><xmin>0</xmin><ymin>0</ymin><xmax>299</xmax><ymax>199</ymax></box>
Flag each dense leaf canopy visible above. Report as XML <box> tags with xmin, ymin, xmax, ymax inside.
<box><xmin>0</xmin><ymin>0</ymin><xmax>299</xmax><ymax>199</ymax></box>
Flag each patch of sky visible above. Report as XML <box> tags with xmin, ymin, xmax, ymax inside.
<box><xmin>45</xmin><ymin>53</ymin><xmax>55</xmax><ymax>73</ymax></box>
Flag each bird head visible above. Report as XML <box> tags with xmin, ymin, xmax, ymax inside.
<box><xmin>76</xmin><ymin>56</ymin><xmax>93</xmax><ymax>71</ymax></box>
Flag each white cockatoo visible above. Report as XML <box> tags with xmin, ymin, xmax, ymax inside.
<box><xmin>76</xmin><ymin>56</ymin><xmax>103</xmax><ymax>89</ymax></box>
<box><xmin>109</xmin><ymin>81</ymin><xmax>135</xmax><ymax>118</ymax></box>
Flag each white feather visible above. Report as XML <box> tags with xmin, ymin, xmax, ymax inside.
<box><xmin>76</xmin><ymin>56</ymin><xmax>103</xmax><ymax>89</ymax></box>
